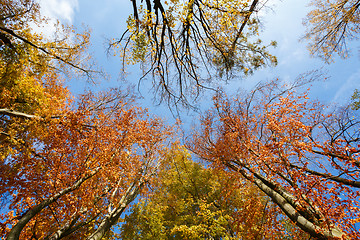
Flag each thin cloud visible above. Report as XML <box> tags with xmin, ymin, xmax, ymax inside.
<box><xmin>30</xmin><ymin>0</ymin><xmax>79</xmax><ymax>40</ymax></box>
<box><xmin>332</xmin><ymin>69</ymin><xmax>360</xmax><ymax>104</ymax></box>
<box><xmin>39</xmin><ymin>0</ymin><xmax>79</xmax><ymax>23</ymax></box>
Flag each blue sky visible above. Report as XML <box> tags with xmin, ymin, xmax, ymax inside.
<box><xmin>38</xmin><ymin>0</ymin><xmax>360</xmax><ymax>124</ymax></box>
<box><xmin>1</xmin><ymin>0</ymin><xmax>358</xmax><ymax>235</ymax></box>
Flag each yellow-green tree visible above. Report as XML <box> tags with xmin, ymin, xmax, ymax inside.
<box><xmin>0</xmin><ymin>0</ymin><xmax>91</xmax><ymax>161</ymax></box>
<box><xmin>115</xmin><ymin>0</ymin><xmax>277</xmax><ymax>106</ymax></box>
<box><xmin>120</xmin><ymin>146</ymin><xmax>307</xmax><ymax>239</ymax></box>
<box><xmin>351</xmin><ymin>89</ymin><xmax>360</xmax><ymax>110</ymax></box>
<box><xmin>303</xmin><ymin>0</ymin><xmax>360</xmax><ymax>62</ymax></box>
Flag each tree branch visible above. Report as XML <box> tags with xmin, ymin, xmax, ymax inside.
<box><xmin>0</xmin><ymin>26</ymin><xmax>92</xmax><ymax>75</ymax></box>
<box><xmin>6</xmin><ymin>167</ymin><xmax>100</xmax><ymax>240</ymax></box>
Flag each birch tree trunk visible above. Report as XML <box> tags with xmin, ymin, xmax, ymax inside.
<box><xmin>86</xmin><ymin>178</ymin><xmax>145</xmax><ymax>240</ymax></box>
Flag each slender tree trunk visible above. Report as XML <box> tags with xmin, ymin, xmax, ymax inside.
<box><xmin>46</xmin><ymin>210</ymin><xmax>102</xmax><ymax>240</ymax></box>
<box><xmin>46</xmin><ymin>212</ymin><xmax>81</xmax><ymax>240</ymax></box>
<box><xmin>86</xmin><ymin>178</ymin><xmax>144</xmax><ymax>240</ymax></box>
<box><xmin>6</xmin><ymin>168</ymin><xmax>99</xmax><ymax>240</ymax></box>
<box><xmin>46</xmin><ymin>189</ymin><xmax>112</xmax><ymax>240</ymax></box>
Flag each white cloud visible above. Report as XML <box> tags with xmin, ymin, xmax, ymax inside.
<box><xmin>39</xmin><ymin>0</ymin><xmax>79</xmax><ymax>23</ymax></box>
<box><xmin>30</xmin><ymin>0</ymin><xmax>79</xmax><ymax>39</ymax></box>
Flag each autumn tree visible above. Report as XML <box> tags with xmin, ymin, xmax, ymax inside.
<box><xmin>120</xmin><ymin>145</ymin><xmax>308</xmax><ymax>240</ymax></box>
<box><xmin>303</xmin><ymin>0</ymin><xmax>360</xmax><ymax>62</ymax></box>
<box><xmin>1</xmin><ymin>89</ymin><xmax>172</xmax><ymax>240</ymax></box>
<box><xmin>0</xmin><ymin>0</ymin><xmax>94</xmax><ymax>163</ymax></box>
<box><xmin>189</xmin><ymin>75</ymin><xmax>360</xmax><ymax>239</ymax></box>
<box><xmin>0</xmin><ymin>0</ymin><xmax>92</xmax><ymax>75</ymax></box>
<box><xmin>351</xmin><ymin>89</ymin><xmax>360</xmax><ymax>110</ymax></box>
<box><xmin>0</xmin><ymin>2</ymin><xmax>174</xmax><ymax>239</ymax></box>
<box><xmin>114</xmin><ymin>0</ymin><xmax>277</xmax><ymax>106</ymax></box>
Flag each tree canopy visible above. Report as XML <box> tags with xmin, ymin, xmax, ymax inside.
<box><xmin>113</xmin><ymin>0</ymin><xmax>277</xmax><ymax>106</ymax></box>
<box><xmin>1</xmin><ymin>1</ymin><xmax>171</xmax><ymax>239</ymax></box>
<box><xmin>1</xmin><ymin>0</ymin><xmax>360</xmax><ymax>239</ymax></box>
<box><xmin>120</xmin><ymin>146</ymin><xmax>308</xmax><ymax>239</ymax></box>
<box><xmin>189</xmin><ymin>77</ymin><xmax>360</xmax><ymax>239</ymax></box>
<box><xmin>0</xmin><ymin>0</ymin><xmax>92</xmax><ymax>162</ymax></box>
<box><xmin>303</xmin><ymin>0</ymin><xmax>360</xmax><ymax>62</ymax></box>
<box><xmin>1</xmin><ymin>88</ymin><xmax>172</xmax><ymax>240</ymax></box>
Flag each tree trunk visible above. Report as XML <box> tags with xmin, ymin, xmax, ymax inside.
<box><xmin>252</xmin><ymin>173</ymin><xmax>345</xmax><ymax>239</ymax></box>
<box><xmin>86</xmin><ymin>178</ymin><xmax>144</xmax><ymax>240</ymax></box>
<box><xmin>6</xmin><ymin>168</ymin><xmax>99</xmax><ymax>240</ymax></box>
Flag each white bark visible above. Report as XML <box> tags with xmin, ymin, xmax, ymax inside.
<box><xmin>86</xmin><ymin>178</ymin><xmax>144</xmax><ymax>240</ymax></box>
<box><xmin>252</xmin><ymin>175</ymin><xmax>345</xmax><ymax>239</ymax></box>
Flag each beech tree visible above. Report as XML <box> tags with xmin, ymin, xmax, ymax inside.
<box><xmin>114</xmin><ymin>0</ymin><xmax>277</xmax><ymax>106</ymax></box>
<box><xmin>120</xmin><ymin>146</ymin><xmax>307</xmax><ymax>239</ymax></box>
<box><xmin>0</xmin><ymin>0</ymin><xmax>92</xmax><ymax>75</ymax></box>
<box><xmin>189</xmin><ymin>77</ymin><xmax>360</xmax><ymax>239</ymax></box>
<box><xmin>0</xmin><ymin>0</ymin><xmax>93</xmax><ymax>162</ymax></box>
<box><xmin>1</xmin><ymin>89</ymin><xmax>171</xmax><ymax>240</ymax></box>
<box><xmin>303</xmin><ymin>0</ymin><xmax>360</xmax><ymax>62</ymax></box>
<box><xmin>1</xmin><ymin>2</ymin><xmax>173</xmax><ymax>239</ymax></box>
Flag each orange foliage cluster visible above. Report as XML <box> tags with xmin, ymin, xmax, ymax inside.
<box><xmin>189</xmin><ymin>80</ymin><xmax>360</xmax><ymax>239</ymax></box>
<box><xmin>1</xmin><ymin>1</ymin><xmax>173</xmax><ymax>239</ymax></box>
<box><xmin>1</xmin><ymin>89</ymin><xmax>171</xmax><ymax>239</ymax></box>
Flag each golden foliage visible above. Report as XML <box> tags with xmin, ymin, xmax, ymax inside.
<box><xmin>304</xmin><ymin>0</ymin><xmax>360</xmax><ymax>62</ymax></box>
<box><xmin>113</xmin><ymin>0</ymin><xmax>277</xmax><ymax>106</ymax></box>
